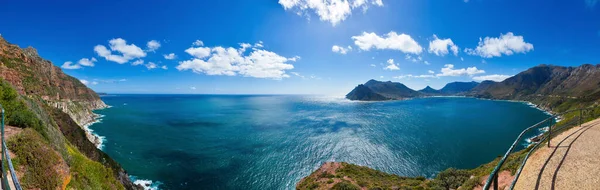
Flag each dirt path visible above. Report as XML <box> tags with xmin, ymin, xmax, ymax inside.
<box><xmin>514</xmin><ymin>118</ymin><xmax>600</xmax><ymax>190</ymax></box>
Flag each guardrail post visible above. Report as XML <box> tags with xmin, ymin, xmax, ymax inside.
<box><xmin>493</xmin><ymin>173</ymin><xmax>498</xmax><ymax>190</ymax></box>
<box><xmin>580</xmin><ymin>109</ymin><xmax>583</xmax><ymax>127</ymax></box>
<box><xmin>1</xmin><ymin>108</ymin><xmax>7</xmax><ymax>190</ymax></box>
<box><xmin>548</xmin><ymin>118</ymin><xmax>552</xmax><ymax>148</ymax></box>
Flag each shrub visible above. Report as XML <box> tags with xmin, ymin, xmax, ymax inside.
<box><xmin>7</xmin><ymin>128</ymin><xmax>62</xmax><ymax>189</ymax></box>
<box><xmin>332</xmin><ymin>181</ymin><xmax>360</xmax><ymax>190</ymax></box>
<box><xmin>433</xmin><ymin>168</ymin><xmax>470</xmax><ymax>190</ymax></box>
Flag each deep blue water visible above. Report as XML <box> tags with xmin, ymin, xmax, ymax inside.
<box><xmin>90</xmin><ymin>95</ymin><xmax>549</xmax><ymax>190</ymax></box>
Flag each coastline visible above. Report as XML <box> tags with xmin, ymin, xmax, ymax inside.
<box><xmin>82</xmin><ymin>113</ymin><xmax>107</xmax><ymax>150</ymax></box>
<box><xmin>83</xmin><ymin>103</ymin><xmax>162</xmax><ymax>190</ymax></box>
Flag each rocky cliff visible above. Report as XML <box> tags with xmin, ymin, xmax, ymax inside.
<box><xmin>0</xmin><ymin>36</ymin><xmax>139</xmax><ymax>189</ymax></box>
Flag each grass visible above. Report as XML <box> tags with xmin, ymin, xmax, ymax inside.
<box><xmin>7</xmin><ymin>128</ymin><xmax>63</xmax><ymax>189</ymax></box>
<box><xmin>65</xmin><ymin>144</ymin><xmax>125</xmax><ymax>190</ymax></box>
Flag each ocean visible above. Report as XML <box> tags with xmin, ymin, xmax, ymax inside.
<box><xmin>89</xmin><ymin>95</ymin><xmax>550</xmax><ymax>190</ymax></box>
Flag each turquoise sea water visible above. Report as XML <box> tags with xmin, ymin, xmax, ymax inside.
<box><xmin>90</xmin><ymin>95</ymin><xmax>549</xmax><ymax>190</ymax></box>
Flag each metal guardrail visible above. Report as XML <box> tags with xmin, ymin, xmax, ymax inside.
<box><xmin>1</xmin><ymin>107</ymin><xmax>22</xmax><ymax>190</ymax></box>
<box><xmin>482</xmin><ymin>106</ymin><xmax>598</xmax><ymax>190</ymax></box>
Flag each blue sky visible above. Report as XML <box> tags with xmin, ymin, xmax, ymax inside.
<box><xmin>1</xmin><ymin>0</ymin><xmax>599</xmax><ymax>95</ymax></box>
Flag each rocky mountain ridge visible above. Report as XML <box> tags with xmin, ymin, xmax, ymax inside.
<box><xmin>0</xmin><ymin>36</ymin><xmax>139</xmax><ymax>189</ymax></box>
<box><xmin>347</xmin><ymin>64</ymin><xmax>600</xmax><ymax>112</ymax></box>
<box><xmin>347</xmin><ymin>80</ymin><xmax>479</xmax><ymax>100</ymax></box>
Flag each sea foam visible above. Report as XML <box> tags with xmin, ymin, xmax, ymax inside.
<box><xmin>83</xmin><ymin>114</ymin><xmax>107</xmax><ymax>150</ymax></box>
<box><xmin>130</xmin><ymin>175</ymin><xmax>162</xmax><ymax>190</ymax></box>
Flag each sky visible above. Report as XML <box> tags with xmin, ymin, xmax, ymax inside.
<box><xmin>1</xmin><ymin>0</ymin><xmax>599</xmax><ymax>95</ymax></box>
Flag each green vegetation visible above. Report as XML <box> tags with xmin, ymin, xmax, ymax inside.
<box><xmin>297</xmin><ymin>162</ymin><xmax>430</xmax><ymax>190</ymax></box>
<box><xmin>7</xmin><ymin>128</ymin><xmax>63</xmax><ymax>189</ymax></box>
<box><xmin>66</xmin><ymin>144</ymin><xmax>125</xmax><ymax>190</ymax></box>
<box><xmin>331</xmin><ymin>181</ymin><xmax>360</xmax><ymax>190</ymax></box>
<box><xmin>0</xmin><ymin>80</ymin><xmax>47</xmax><ymax>138</ymax></box>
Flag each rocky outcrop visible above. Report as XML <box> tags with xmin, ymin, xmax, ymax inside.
<box><xmin>0</xmin><ymin>36</ymin><xmax>139</xmax><ymax>189</ymax></box>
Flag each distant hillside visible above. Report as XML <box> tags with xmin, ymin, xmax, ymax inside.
<box><xmin>419</xmin><ymin>86</ymin><xmax>440</xmax><ymax>94</ymax></box>
<box><xmin>346</xmin><ymin>80</ymin><xmax>479</xmax><ymax>101</ymax></box>
<box><xmin>346</xmin><ymin>80</ymin><xmax>421</xmax><ymax>100</ymax></box>
<box><xmin>439</xmin><ymin>81</ymin><xmax>479</xmax><ymax>95</ymax></box>
<box><xmin>471</xmin><ymin>64</ymin><xmax>600</xmax><ymax>111</ymax></box>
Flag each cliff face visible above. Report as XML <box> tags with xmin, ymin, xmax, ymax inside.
<box><xmin>0</xmin><ymin>36</ymin><xmax>138</xmax><ymax>189</ymax></box>
<box><xmin>0</xmin><ymin>36</ymin><xmax>106</xmax><ymax>125</ymax></box>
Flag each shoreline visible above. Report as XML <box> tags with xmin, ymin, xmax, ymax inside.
<box><xmin>82</xmin><ymin>113</ymin><xmax>106</xmax><ymax>150</ymax></box>
<box><xmin>82</xmin><ymin>104</ymin><xmax>162</xmax><ymax>190</ymax></box>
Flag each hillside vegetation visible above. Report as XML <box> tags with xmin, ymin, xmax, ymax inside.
<box><xmin>0</xmin><ymin>36</ymin><xmax>138</xmax><ymax>189</ymax></box>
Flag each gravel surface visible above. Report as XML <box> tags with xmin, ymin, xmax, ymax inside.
<box><xmin>514</xmin><ymin>118</ymin><xmax>600</xmax><ymax>190</ymax></box>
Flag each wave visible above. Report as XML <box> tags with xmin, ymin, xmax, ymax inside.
<box><xmin>83</xmin><ymin>115</ymin><xmax>106</xmax><ymax>150</ymax></box>
<box><xmin>130</xmin><ymin>175</ymin><xmax>162</xmax><ymax>190</ymax></box>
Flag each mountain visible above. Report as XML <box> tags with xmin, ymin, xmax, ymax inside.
<box><xmin>472</xmin><ymin>64</ymin><xmax>600</xmax><ymax>111</ymax></box>
<box><xmin>419</xmin><ymin>86</ymin><xmax>440</xmax><ymax>94</ymax></box>
<box><xmin>346</xmin><ymin>80</ymin><xmax>421</xmax><ymax>100</ymax></box>
<box><xmin>439</xmin><ymin>81</ymin><xmax>479</xmax><ymax>95</ymax></box>
<box><xmin>0</xmin><ymin>36</ymin><xmax>139</xmax><ymax>189</ymax></box>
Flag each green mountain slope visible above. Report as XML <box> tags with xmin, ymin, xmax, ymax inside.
<box><xmin>0</xmin><ymin>36</ymin><xmax>139</xmax><ymax>189</ymax></box>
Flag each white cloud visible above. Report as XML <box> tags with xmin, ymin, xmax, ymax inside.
<box><xmin>460</xmin><ymin>57</ymin><xmax>464</xmax><ymax>61</ymax></box>
<box><xmin>278</xmin><ymin>0</ymin><xmax>383</xmax><ymax>26</ymax></box>
<box><xmin>384</xmin><ymin>59</ymin><xmax>399</xmax><ymax>70</ymax></box>
<box><xmin>437</xmin><ymin>64</ymin><xmax>485</xmax><ymax>77</ymax></box>
<box><xmin>62</xmin><ymin>57</ymin><xmax>97</xmax><ymax>70</ymax></box>
<box><xmin>164</xmin><ymin>53</ymin><xmax>176</xmax><ymax>60</ymax></box>
<box><xmin>61</xmin><ymin>61</ymin><xmax>81</xmax><ymax>69</ymax></box>
<box><xmin>393</xmin><ymin>74</ymin><xmax>437</xmax><ymax>79</ymax></box>
<box><xmin>290</xmin><ymin>72</ymin><xmax>305</xmax><ymax>79</ymax></box>
<box><xmin>424</xmin><ymin>61</ymin><xmax>430</xmax><ymax>65</ymax></box>
<box><xmin>185</xmin><ymin>46</ymin><xmax>211</xmax><ymax>59</ymax></box>
<box><xmin>464</xmin><ymin>32</ymin><xmax>533</xmax><ymax>58</ymax></box>
<box><xmin>370</xmin><ymin>64</ymin><xmax>376</xmax><ymax>67</ymax></box>
<box><xmin>177</xmin><ymin>41</ymin><xmax>298</xmax><ymax>79</ymax></box>
<box><xmin>78</xmin><ymin>57</ymin><xmax>97</xmax><ymax>67</ymax></box>
<box><xmin>132</xmin><ymin>59</ymin><xmax>144</xmax><ymax>66</ymax></box>
<box><xmin>161</xmin><ymin>65</ymin><xmax>168</xmax><ymax>70</ymax></box>
<box><xmin>193</xmin><ymin>40</ymin><xmax>204</xmax><ymax>46</ymax></box>
<box><xmin>473</xmin><ymin>74</ymin><xmax>512</xmax><ymax>82</ymax></box>
<box><xmin>254</xmin><ymin>41</ymin><xmax>264</xmax><ymax>48</ymax></box>
<box><xmin>145</xmin><ymin>62</ymin><xmax>158</xmax><ymax>70</ymax></box>
<box><xmin>332</xmin><ymin>45</ymin><xmax>352</xmax><ymax>54</ymax></box>
<box><xmin>379</xmin><ymin>76</ymin><xmax>384</xmax><ymax>79</ymax></box>
<box><xmin>352</xmin><ymin>32</ymin><xmax>423</xmax><ymax>54</ymax></box>
<box><xmin>147</xmin><ymin>40</ymin><xmax>161</xmax><ymax>52</ymax></box>
<box><xmin>428</xmin><ymin>35</ymin><xmax>459</xmax><ymax>56</ymax></box>
<box><xmin>288</xmin><ymin>56</ymin><xmax>301</xmax><ymax>62</ymax></box>
<box><xmin>190</xmin><ymin>86</ymin><xmax>197</xmax><ymax>90</ymax></box>
<box><xmin>428</xmin><ymin>70</ymin><xmax>434</xmax><ymax>74</ymax></box>
<box><xmin>80</xmin><ymin>79</ymin><xmax>89</xmax><ymax>85</ymax></box>
<box><xmin>94</xmin><ymin>38</ymin><xmax>147</xmax><ymax>64</ymax></box>
<box><xmin>91</xmin><ymin>81</ymin><xmax>99</xmax><ymax>85</ymax></box>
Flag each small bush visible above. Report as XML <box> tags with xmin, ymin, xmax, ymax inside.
<box><xmin>433</xmin><ymin>168</ymin><xmax>470</xmax><ymax>190</ymax></box>
<box><xmin>332</xmin><ymin>181</ymin><xmax>360</xmax><ymax>190</ymax></box>
<box><xmin>7</xmin><ymin>128</ymin><xmax>62</xmax><ymax>189</ymax></box>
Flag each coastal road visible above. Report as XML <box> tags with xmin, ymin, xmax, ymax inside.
<box><xmin>514</xmin><ymin>118</ymin><xmax>600</xmax><ymax>190</ymax></box>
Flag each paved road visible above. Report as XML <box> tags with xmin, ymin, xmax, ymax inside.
<box><xmin>514</xmin><ymin>118</ymin><xmax>600</xmax><ymax>190</ymax></box>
